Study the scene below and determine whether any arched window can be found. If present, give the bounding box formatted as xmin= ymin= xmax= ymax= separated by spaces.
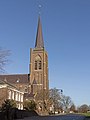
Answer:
xmin=35 ymin=61 xmax=37 ymax=70
xmin=39 ymin=61 xmax=42 ymax=69
xmin=34 ymin=55 xmax=42 ymax=70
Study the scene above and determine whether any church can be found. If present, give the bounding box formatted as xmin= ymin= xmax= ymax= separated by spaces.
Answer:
xmin=0 ymin=16 xmax=49 ymax=108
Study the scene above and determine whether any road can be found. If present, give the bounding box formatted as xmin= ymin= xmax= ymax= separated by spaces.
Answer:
xmin=16 ymin=114 xmax=89 ymax=120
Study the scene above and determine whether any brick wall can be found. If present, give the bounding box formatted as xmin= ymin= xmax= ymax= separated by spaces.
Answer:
xmin=0 ymin=87 xmax=7 ymax=107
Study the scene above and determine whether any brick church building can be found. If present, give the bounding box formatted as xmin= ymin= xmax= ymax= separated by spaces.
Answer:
xmin=0 ymin=16 xmax=49 ymax=108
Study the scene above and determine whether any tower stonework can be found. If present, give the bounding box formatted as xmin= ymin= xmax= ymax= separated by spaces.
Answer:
xmin=29 ymin=17 xmax=49 ymax=95
xmin=0 ymin=16 xmax=49 ymax=106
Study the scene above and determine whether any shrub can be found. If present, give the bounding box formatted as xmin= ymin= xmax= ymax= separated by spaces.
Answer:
xmin=24 ymin=100 xmax=36 ymax=111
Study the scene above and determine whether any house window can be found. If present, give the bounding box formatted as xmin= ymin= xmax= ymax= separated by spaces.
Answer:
xmin=8 ymin=90 xmax=11 ymax=99
xmin=39 ymin=61 xmax=42 ymax=69
xmin=35 ymin=61 xmax=37 ymax=70
xmin=15 ymin=92 xmax=18 ymax=101
xmin=21 ymin=95 xmax=23 ymax=102
xmin=19 ymin=93 xmax=20 ymax=101
xmin=12 ymin=91 xmax=14 ymax=100
xmin=21 ymin=104 xmax=23 ymax=110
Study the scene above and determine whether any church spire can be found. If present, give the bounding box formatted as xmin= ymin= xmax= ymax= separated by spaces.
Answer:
xmin=35 ymin=16 xmax=44 ymax=48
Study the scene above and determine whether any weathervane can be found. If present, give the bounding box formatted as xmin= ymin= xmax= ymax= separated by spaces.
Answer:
xmin=38 ymin=4 xmax=42 ymax=15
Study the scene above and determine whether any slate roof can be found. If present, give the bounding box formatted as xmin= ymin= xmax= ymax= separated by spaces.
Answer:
xmin=35 ymin=16 xmax=44 ymax=48
xmin=0 ymin=74 xmax=29 ymax=84
xmin=0 ymin=79 xmax=17 ymax=89
xmin=24 ymin=93 xmax=35 ymax=98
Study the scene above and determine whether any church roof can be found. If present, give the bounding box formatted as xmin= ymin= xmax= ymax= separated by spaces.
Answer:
xmin=35 ymin=16 xmax=44 ymax=48
xmin=0 ymin=74 xmax=29 ymax=84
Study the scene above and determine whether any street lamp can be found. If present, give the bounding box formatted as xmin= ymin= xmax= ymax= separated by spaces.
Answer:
xmin=59 ymin=89 xmax=63 ymax=95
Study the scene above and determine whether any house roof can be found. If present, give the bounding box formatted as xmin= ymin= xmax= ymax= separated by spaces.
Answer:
xmin=0 ymin=74 xmax=29 ymax=84
xmin=24 ymin=92 xmax=35 ymax=98
xmin=0 ymin=79 xmax=15 ymax=89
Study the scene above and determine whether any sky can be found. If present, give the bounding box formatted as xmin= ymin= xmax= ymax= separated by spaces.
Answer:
xmin=0 ymin=0 xmax=90 ymax=106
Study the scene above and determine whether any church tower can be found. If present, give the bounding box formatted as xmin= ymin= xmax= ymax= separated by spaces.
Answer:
xmin=29 ymin=16 xmax=49 ymax=95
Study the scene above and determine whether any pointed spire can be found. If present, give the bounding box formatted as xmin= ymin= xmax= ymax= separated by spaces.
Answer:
xmin=35 ymin=16 xmax=44 ymax=48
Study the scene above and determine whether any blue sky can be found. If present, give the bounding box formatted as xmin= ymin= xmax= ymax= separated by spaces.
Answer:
xmin=0 ymin=0 xmax=90 ymax=106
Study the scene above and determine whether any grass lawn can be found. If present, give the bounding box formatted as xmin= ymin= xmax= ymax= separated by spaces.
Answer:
xmin=80 ymin=113 xmax=90 ymax=116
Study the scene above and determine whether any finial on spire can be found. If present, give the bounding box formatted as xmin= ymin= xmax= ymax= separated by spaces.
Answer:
xmin=38 ymin=4 xmax=42 ymax=15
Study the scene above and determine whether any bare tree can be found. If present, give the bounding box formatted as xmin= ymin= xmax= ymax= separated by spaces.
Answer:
xmin=35 ymin=89 xmax=49 ymax=111
xmin=0 ymin=48 xmax=10 ymax=73
xmin=78 ymin=104 xmax=89 ymax=113
xmin=49 ymin=88 xmax=61 ymax=113
xmin=70 ymin=104 xmax=76 ymax=112
xmin=43 ymin=88 xmax=74 ymax=114
xmin=60 ymin=95 xmax=73 ymax=113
